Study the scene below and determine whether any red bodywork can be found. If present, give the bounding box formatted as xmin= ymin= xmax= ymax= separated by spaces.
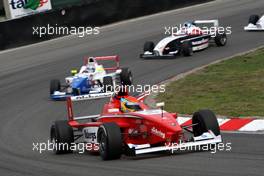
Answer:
xmin=67 ymin=92 xmax=183 ymax=146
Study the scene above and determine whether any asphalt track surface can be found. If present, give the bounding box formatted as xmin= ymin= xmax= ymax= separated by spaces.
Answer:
xmin=0 ymin=0 xmax=264 ymax=175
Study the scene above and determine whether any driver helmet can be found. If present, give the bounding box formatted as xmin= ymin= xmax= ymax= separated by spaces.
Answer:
xmin=86 ymin=57 xmax=96 ymax=73
xmin=120 ymin=97 xmax=141 ymax=112
xmin=86 ymin=64 xmax=95 ymax=73
xmin=183 ymin=21 xmax=195 ymax=28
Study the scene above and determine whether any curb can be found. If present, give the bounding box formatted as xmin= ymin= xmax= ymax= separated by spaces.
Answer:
xmin=140 ymin=94 xmax=264 ymax=132
xmin=177 ymin=116 xmax=264 ymax=132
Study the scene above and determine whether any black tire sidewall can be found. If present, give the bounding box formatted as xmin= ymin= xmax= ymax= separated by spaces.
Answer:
xmin=51 ymin=120 xmax=74 ymax=154
xmin=50 ymin=79 xmax=61 ymax=95
xmin=181 ymin=41 xmax=193 ymax=56
xmin=192 ymin=109 xmax=220 ymax=137
xmin=144 ymin=41 xmax=155 ymax=52
xmin=103 ymin=76 xmax=114 ymax=92
xmin=249 ymin=14 xmax=260 ymax=25
xmin=97 ymin=122 xmax=122 ymax=160
xmin=120 ymin=68 xmax=132 ymax=86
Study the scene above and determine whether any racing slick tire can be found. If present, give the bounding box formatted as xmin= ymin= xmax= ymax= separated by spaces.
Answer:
xmin=181 ymin=41 xmax=193 ymax=56
xmin=192 ymin=109 xmax=220 ymax=137
xmin=215 ymin=32 xmax=227 ymax=46
xmin=97 ymin=122 xmax=123 ymax=160
xmin=50 ymin=79 xmax=61 ymax=95
xmin=103 ymin=76 xmax=114 ymax=92
xmin=72 ymin=88 xmax=80 ymax=96
xmin=50 ymin=120 xmax=74 ymax=154
xmin=248 ymin=14 xmax=260 ymax=25
xmin=143 ymin=41 xmax=155 ymax=52
xmin=120 ymin=68 xmax=133 ymax=86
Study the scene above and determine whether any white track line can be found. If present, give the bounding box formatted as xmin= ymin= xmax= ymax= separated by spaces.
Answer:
xmin=177 ymin=116 xmax=264 ymax=134
xmin=239 ymin=120 xmax=264 ymax=132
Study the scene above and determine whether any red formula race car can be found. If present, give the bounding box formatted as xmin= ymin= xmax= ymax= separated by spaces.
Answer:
xmin=50 ymin=91 xmax=222 ymax=160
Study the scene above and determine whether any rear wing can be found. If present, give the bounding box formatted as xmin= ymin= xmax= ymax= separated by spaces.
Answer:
xmin=84 ymin=55 xmax=120 ymax=71
xmin=193 ymin=20 xmax=219 ymax=27
xmin=193 ymin=20 xmax=220 ymax=36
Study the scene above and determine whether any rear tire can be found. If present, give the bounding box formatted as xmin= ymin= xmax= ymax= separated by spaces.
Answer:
xmin=181 ymin=41 xmax=193 ymax=56
xmin=103 ymin=76 xmax=113 ymax=92
xmin=192 ymin=109 xmax=220 ymax=137
xmin=248 ymin=15 xmax=260 ymax=25
xmin=120 ymin=68 xmax=133 ymax=86
xmin=144 ymin=41 xmax=155 ymax=52
xmin=50 ymin=120 xmax=74 ymax=154
xmin=72 ymin=88 xmax=80 ymax=96
xmin=97 ymin=122 xmax=123 ymax=160
xmin=215 ymin=32 xmax=227 ymax=46
xmin=50 ymin=79 xmax=61 ymax=95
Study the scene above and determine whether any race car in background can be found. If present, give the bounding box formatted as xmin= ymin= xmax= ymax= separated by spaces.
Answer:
xmin=50 ymin=90 xmax=222 ymax=160
xmin=50 ymin=56 xmax=132 ymax=100
xmin=244 ymin=14 xmax=264 ymax=31
xmin=140 ymin=20 xmax=227 ymax=59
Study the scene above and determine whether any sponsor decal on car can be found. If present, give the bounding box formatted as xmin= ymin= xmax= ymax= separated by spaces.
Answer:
xmin=84 ymin=131 xmax=96 ymax=141
xmin=83 ymin=127 xmax=98 ymax=143
xmin=72 ymin=92 xmax=113 ymax=101
xmin=151 ymin=127 xmax=165 ymax=139
xmin=192 ymin=38 xmax=209 ymax=45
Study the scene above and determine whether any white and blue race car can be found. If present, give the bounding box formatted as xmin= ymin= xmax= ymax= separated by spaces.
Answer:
xmin=244 ymin=14 xmax=264 ymax=31
xmin=50 ymin=56 xmax=132 ymax=101
xmin=140 ymin=20 xmax=227 ymax=59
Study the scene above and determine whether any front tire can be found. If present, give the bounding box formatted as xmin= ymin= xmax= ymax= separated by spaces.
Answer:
xmin=192 ymin=109 xmax=220 ymax=137
xmin=248 ymin=14 xmax=260 ymax=25
xmin=97 ymin=122 xmax=123 ymax=160
xmin=181 ymin=41 xmax=193 ymax=56
xmin=50 ymin=79 xmax=61 ymax=95
xmin=50 ymin=120 xmax=74 ymax=154
xmin=144 ymin=41 xmax=155 ymax=52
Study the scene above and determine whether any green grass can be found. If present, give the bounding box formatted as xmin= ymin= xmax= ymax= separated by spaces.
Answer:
xmin=157 ymin=48 xmax=264 ymax=117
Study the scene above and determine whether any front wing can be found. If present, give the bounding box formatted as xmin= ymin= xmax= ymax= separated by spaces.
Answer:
xmin=244 ymin=24 xmax=264 ymax=31
xmin=128 ymin=131 xmax=222 ymax=155
xmin=140 ymin=53 xmax=178 ymax=59
xmin=51 ymin=91 xmax=113 ymax=101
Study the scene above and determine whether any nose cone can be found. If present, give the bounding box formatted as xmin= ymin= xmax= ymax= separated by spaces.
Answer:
xmin=133 ymin=110 xmax=182 ymax=132
xmin=71 ymin=77 xmax=87 ymax=89
xmin=159 ymin=113 xmax=182 ymax=132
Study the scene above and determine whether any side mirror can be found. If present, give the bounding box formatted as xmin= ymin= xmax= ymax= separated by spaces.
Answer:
xmin=156 ymin=102 xmax=165 ymax=117
xmin=156 ymin=102 xmax=165 ymax=108
xmin=71 ymin=69 xmax=78 ymax=76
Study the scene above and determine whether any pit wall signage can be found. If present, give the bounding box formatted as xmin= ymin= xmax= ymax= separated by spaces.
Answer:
xmin=5 ymin=0 xmax=52 ymax=19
